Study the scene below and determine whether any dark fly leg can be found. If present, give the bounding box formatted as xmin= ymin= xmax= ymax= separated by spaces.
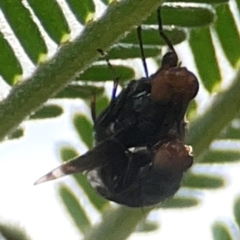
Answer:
xmin=90 ymin=92 xmax=96 ymax=123
xmin=157 ymin=7 xmax=175 ymax=53
xmin=137 ymin=26 xmax=149 ymax=78
xmin=88 ymin=48 xmax=118 ymax=123
xmin=97 ymin=49 xmax=119 ymax=101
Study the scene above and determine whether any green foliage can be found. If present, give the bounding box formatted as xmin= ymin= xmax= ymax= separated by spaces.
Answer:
xmin=199 ymin=150 xmax=240 ymax=163
xmin=73 ymin=114 xmax=93 ymax=149
xmin=59 ymin=185 xmax=92 ymax=234
xmin=182 ymin=174 xmax=225 ymax=189
xmin=121 ymin=27 xmax=187 ymax=45
xmin=161 ymin=197 xmax=199 ymax=208
xmin=55 ymin=85 xmax=104 ymax=99
xmin=7 ymin=127 xmax=24 ymax=139
xmin=0 ymin=222 xmax=31 ymax=240
xmin=95 ymin=96 xmax=109 ymax=116
xmin=189 ymin=27 xmax=221 ymax=91
xmin=212 ymin=223 xmax=233 ymax=240
xmin=30 ymin=104 xmax=63 ymax=119
xmin=77 ymin=65 xmax=135 ymax=82
xmin=59 ymin=146 xmax=79 ymax=161
xmin=26 ymin=0 xmax=71 ymax=43
xmin=145 ymin=4 xmax=215 ymax=27
xmin=135 ymin=219 xmax=159 ymax=232
xmin=214 ymin=4 xmax=240 ymax=67
xmin=66 ymin=0 xmax=95 ymax=24
xmin=0 ymin=0 xmax=47 ymax=64
xmin=0 ymin=32 xmax=22 ymax=85
xmin=233 ymin=197 xmax=240 ymax=227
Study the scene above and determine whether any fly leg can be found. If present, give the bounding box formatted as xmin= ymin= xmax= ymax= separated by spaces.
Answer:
xmin=137 ymin=26 xmax=149 ymax=78
xmin=90 ymin=92 xmax=96 ymax=123
xmin=97 ymin=48 xmax=119 ymax=101
xmin=156 ymin=7 xmax=178 ymax=69
xmin=91 ymin=49 xmax=119 ymax=123
xmin=157 ymin=7 xmax=175 ymax=53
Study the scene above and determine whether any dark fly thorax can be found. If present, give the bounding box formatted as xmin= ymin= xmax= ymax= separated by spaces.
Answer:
xmin=135 ymin=100 xmax=185 ymax=146
xmin=109 ymin=92 xmax=189 ymax=149
xmin=94 ymin=67 xmax=194 ymax=149
xmin=94 ymin=78 xmax=151 ymax=144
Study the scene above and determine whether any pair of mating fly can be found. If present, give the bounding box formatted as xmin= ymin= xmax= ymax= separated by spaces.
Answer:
xmin=35 ymin=8 xmax=199 ymax=207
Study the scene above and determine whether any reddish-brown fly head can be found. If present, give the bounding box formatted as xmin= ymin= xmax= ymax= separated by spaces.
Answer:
xmin=153 ymin=140 xmax=193 ymax=175
xmin=150 ymin=65 xmax=199 ymax=104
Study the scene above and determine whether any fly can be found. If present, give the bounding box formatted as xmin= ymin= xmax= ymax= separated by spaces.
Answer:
xmin=35 ymin=7 xmax=199 ymax=207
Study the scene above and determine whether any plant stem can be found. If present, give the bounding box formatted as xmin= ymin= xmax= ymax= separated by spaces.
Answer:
xmin=186 ymin=67 xmax=240 ymax=156
xmin=85 ymin=206 xmax=149 ymax=240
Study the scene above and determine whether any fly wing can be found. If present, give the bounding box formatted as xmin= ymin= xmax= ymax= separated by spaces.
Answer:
xmin=34 ymin=154 xmax=89 ymax=185
xmin=34 ymin=139 xmax=128 ymax=185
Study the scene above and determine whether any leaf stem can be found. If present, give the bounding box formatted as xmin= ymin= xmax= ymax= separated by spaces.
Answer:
xmin=85 ymin=206 xmax=149 ymax=240
xmin=186 ymin=67 xmax=240 ymax=156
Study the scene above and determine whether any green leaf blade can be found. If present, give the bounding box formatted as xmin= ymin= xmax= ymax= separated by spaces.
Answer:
xmin=0 ymin=222 xmax=31 ymax=240
xmin=145 ymin=5 xmax=215 ymax=27
xmin=214 ymin=3 xmax=240 ymax=67
xmin=8 ymin=128 xmax=24 ymax=140
xmin=73 ymin=114 xmax=93 ymax=149
xmin=100 ymin=0 xmax=111 ymax=5
xmin=30 ymin=104 xmax=63 ymax=119
xmin=60 ymin=146 xmax=79 ymax=161
xmin=108 ymin=45 xmax=161 ymax=60
xmin=0 ymin=1 xmax=47 ymax=63
xmin=58 ymin=185 xmax=91 ymax=235
xmin=182 ymin=174 xmax=225 ymax=189
xmin=135 ymin=219 xmax=159 ymax=233
xmin=233 ymin=197 xmax=240 ymax=227
xmin=161 ymin=197 xmax=199 ymax=208
xmin=200 ymin=150 xmax=240 ymax=163
xmin=0 ymin=33 xmax=23 ymax=85
xmin=73 ymin=174 xmax=109 ymax=212
xmin=121 ymin=28 xmax=187 ymax=46
xmin=55 ymin=85 xmax=104 ymax=99
xmin=78 ymin=65 xmax=135 ymax=83
xmin=27 ymin=0 xmax=71 ymax=44
xmin=95 ymin=96 xmax=109 ymax=116
xmin=212 ymin=222 xmax=233 ymax=240
xmin=219 ymin=121 xmax=240 ymax=139
xmin=189 ymin=27 xmax=221 ymax=91
xmin=166 ymin=0 xmax=228 ymax=3
xmin=236 ymin=0 xmax=240 ymax=12
xmin=66 ymin=0 xmax=95 ymax=24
